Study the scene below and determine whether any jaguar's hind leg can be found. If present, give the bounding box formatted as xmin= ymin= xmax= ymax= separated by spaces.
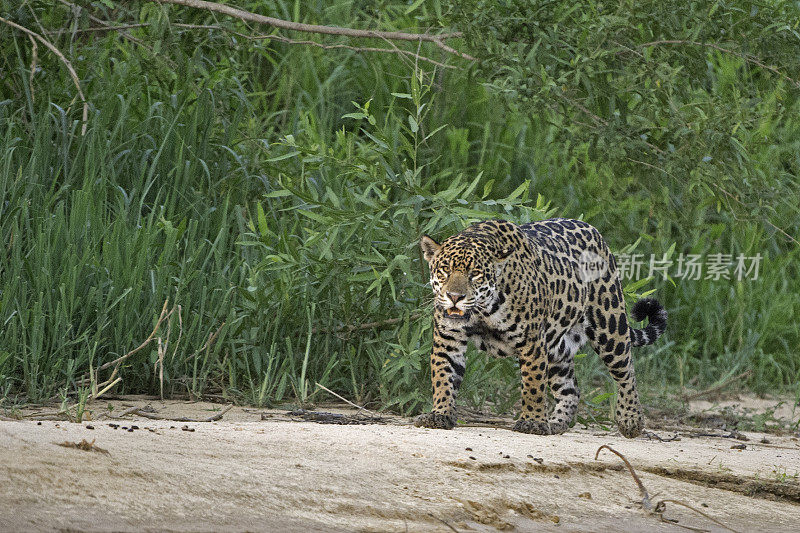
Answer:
xmin=586 ymin=303 xmax=644 ymax=439
xmin=546 ymin=325 xmax=585 ymax=434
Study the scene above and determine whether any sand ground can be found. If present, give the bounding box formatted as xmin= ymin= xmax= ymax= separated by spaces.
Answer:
xmin=1 ymin=397 xmax=799 ymax=532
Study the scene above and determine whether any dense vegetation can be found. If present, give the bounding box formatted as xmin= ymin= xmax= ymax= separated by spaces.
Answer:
xmin=1 ymin=1 xmax=798 ymax=417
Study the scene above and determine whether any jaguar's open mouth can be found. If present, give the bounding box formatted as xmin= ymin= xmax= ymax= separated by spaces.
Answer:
xmin=446 ymin=308 xmax=468 ymax=319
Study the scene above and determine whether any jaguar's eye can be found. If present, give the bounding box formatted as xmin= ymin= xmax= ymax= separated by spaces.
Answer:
xmin=471 ymin=272 xmax=483 ymax=281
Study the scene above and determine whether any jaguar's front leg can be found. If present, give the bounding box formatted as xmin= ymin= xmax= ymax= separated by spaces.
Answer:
xmin=414 ymin=322 xmax=467 ymax=430
xmin=512 ymin=338 xmax=551 ymax=435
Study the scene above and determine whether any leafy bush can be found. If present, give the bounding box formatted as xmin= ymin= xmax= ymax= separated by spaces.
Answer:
xmin=0 ymin=1 xmax=798 ymax=413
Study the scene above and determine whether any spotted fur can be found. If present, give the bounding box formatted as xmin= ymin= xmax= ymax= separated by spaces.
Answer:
xmin=414 ymin=219 xmax=667 ymax=438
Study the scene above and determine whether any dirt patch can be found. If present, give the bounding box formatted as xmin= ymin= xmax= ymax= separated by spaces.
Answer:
xmin=2 ymin=399 xmax=800 ymax=532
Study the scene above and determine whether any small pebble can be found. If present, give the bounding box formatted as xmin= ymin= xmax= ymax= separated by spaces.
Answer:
xmin=181 ymin=425 xmax=195 ymax=432
xmin=469 ymin=456 xmax=476 ymax=460
xmin=86 ymin=425 xmax=95 ymax=430
xmin=37 ymin=422 xmax=42 ymax=426
xmin=465 ymin=447 xmax=473 ymax=451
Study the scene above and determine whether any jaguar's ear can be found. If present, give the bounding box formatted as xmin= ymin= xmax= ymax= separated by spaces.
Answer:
xmin=420 ymin=235 xmax=440 ymax=264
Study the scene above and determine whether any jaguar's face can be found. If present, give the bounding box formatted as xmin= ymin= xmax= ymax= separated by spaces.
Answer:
xmin=421 ymin=235 xmax=503 ymax=320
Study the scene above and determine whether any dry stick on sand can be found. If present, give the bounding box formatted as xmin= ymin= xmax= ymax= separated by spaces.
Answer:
xmin=314 ymin=382 xmax=381 ymax=418
xmin=150 ymin=0 xmax=474 ymax=60
xmin=0 ymin=16 xmax=88 ymax=135
xmin=123 ymin=404 xmax=233 ymax=422
xmin=595 ymin=445 xmax=741 ymax=533
xmin=96 ymin=405 xmax=143 ymax=421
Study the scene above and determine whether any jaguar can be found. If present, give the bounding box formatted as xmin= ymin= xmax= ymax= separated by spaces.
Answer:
xmin=413 ymin=218 xmax=667 ymax=438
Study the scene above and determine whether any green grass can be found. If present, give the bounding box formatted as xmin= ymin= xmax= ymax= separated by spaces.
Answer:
xmin=0 ymin=1 xmax=798 ymax=416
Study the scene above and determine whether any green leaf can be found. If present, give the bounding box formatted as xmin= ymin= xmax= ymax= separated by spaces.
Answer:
xmin=266 ymin=151 xmax=300 ymax=162
xmin=404 ymin=0 xmax=426 ymax=14
xmin=264 ymin=190 xmax=294 ymax=198
xmin=408 ymin=115 xmax=419 ymax=133
xmin=257 ymin=203 xmax=268 ymax=237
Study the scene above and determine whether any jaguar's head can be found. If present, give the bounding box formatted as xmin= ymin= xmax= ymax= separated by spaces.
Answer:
xmin=420 ymin=227 xmax=514 ymax=320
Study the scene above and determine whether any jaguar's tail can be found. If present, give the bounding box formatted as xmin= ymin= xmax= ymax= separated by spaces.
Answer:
xmin=630 ymin=298 xmax=667 ymax=347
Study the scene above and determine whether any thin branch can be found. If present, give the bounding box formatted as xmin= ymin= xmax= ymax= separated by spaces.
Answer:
xmin=45 ymin=23 xmax=151 ymax=35
xmin=122 ymin=404 xmax=232 ymax=422
xmin=183 ymin=23 xmax=457 ymax=69
xmin=428 ymin=513 xmax=460 ymax=533
xmin=657 ymin=500 xmax=740 ymax=533
xmin=557 ymin=92 xmax=666 ymax=155
xmin=185 ymin=321 xmax=225 ymax=362
xmin=637 ymin=40 xmax=799 ymax=88
xmin=314 ymin=382 xmax=379 ymax=417
xmin=681 ymin=369 xmax=752 ymax=402
xmin=0 ymin=15 xmax=88 ymax=135
xmin=56 ymin=0 xmax=149 ymax=49
xmin=596 ymin=444 xmax=654 ymax=511
xmin=95 ymin=405 xmax=142 ymax=421
xmin=150 ymin=0 xmax=475 ymax=60
xmin=95 ymin=300 xmax=172 ymax=374
xmin=596 ymin=445 xmax=741 ymax=533
xmin=713 ymin=183 xmax=800 ymax=247
xmin=312 ymin=313 xmax=423 ymax=334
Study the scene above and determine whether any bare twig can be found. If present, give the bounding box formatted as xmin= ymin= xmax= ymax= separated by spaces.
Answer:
xmin=556 ymin=92 xmax=665 ymax=156
xmin=428 ymin=513 xmax=460 ymax=533
xmin=657 ymin=500 xmax=740 ymax=533
xmin=181 ymin=23 xmax=457 ymax=69
xmin=595 ymin=445 xmax=741 ymax=533
xmin=637 ymin=40 xmax=799 ymax=88
xmin=185 ymin=321 xmax=225 ymax=362
xmin=56 ymin=0 xmax=150 ymax=49
xmin=0 ymin=16 xmax=88 ymax=135
xmin=95 ymin=405 xmax=143 ymax=421
xmin=95 ymin=300 xmax=172 ymax=374
xmin=681 ymin=369 xmax=752 ymax=402
xmin=46 ymin=23 xmax=151 ymax=35
xmin=150 ymin=0 xmax=474 ymax=60
xmin=642 ymin=430 xmax=680 ymax=442
xmin=314 ymin=382 xmax=379 ymax=417
xmin=595 ymin=444 xmax=654 ymax=511
xmin=121 ymin=404 xmax=232 ymax=422
xmin=313 ymin=313 xmax=423 ymax=334
xmin=713 ymin=183 xmax=800 ymax=247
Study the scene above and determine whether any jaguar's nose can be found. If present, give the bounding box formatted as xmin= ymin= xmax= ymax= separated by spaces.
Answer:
xmin=446 ymin=292 xmax=465 ymax=305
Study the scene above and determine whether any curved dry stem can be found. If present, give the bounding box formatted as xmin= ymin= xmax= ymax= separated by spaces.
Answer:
xmin=151 ymin=0 xmax=475 ymax=60
xmin=0 ymin=16 xmax=88 ymax=135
